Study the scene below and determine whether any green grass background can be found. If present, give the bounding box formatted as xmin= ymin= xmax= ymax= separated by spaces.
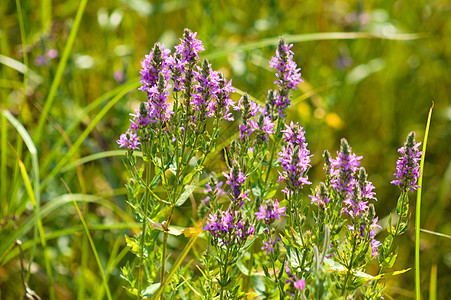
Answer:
xmin=0 ymin=0 xmax=450 ymax=299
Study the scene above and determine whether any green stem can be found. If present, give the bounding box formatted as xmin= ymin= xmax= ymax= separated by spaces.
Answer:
xmin=264 ymin=117 xmax=283 ymax=186
xmin=138 ymin=157 xmax=151 ymax=299
xmin=342 ymin=233 xmax=357 ymax=297
xmin=416 ymin=104 xmax=432 ymax=299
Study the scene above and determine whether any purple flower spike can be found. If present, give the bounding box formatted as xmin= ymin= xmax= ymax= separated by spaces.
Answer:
xmin=223 ymin=162 xmax=247 ymax=201
xmin=391 ymin=132 xmax=422 ymax=192
xmin=207 ymin=72 xmax=235 ymax=121
xmin=277 ymin=122 xmax=312 ymax=194
xmin=330 ymin=139 xmax=362 ymax=197
xmin=309 ymin=182 xmax=331 ymax=208
xmin=139 ymin=43 xmax=171 ymax=95
xmin=117 ymin=130 xmax=140 ymax=150
xmin=175 ymin=28 xmax=204 ymax=64
xmin=255 ymin=199 xmax=286 ymax=226
xmin=269 ymin=38 xmax=303 ymax=115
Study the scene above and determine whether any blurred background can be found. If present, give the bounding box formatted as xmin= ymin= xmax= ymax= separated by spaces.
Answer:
xmin=0 ymin=0 xmax=450 ymax=299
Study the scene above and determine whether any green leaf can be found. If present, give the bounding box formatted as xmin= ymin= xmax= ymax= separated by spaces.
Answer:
xmin=182 ymin=172 xmax=194 ymax=186
xmin=264 ymin=187 xmax=277 ymax=199
xmin=175 ymin=173 xmax=199 ymax=206
xmin=141 ymin=283 xmax=161 ymax=297
xmin=380 ymin=251 xmax=398 ymax=269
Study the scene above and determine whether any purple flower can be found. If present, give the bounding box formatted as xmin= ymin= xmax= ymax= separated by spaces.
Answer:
xmin=147 ymin=73 xmax=173 ymax=123
xmin=203 ymin=209 xmax=254 ymax=245
xmin=202 ymin=180 xmax=225 ymax=204
xmin=114 ymin=70 xmax=125 ymax=83
xmin=261 ymin=237 xmax=276 ymax=255
xmin=282 ymin=121 xmax=306 ymax=146
xmin=207 ymin=72 xmax=235 ymax=121
xmin=129 ymin=102 xmax=150 ymax=130
xmin=329 ymin=139 xmax=362 ymax=197
xmin=309 ymin=182 xmax=331 ymax=208
xmin=277 ymin=122 xmax=311 ymax=194
xmin=251 ymin=115 xmax=275 ymax=143
xmin=35 ymin=55 xmax=48 ymax=66
xmin=47 ymin=49 xmax=58 ymax=59
xmin=255 ymin=199 xmax=286 ymax=226
xmin=391 ymin=132 xmax=422 ymax=192
xmin=269 ymin=38 xmax=303 ymax=115
xmin=117 ymin=130 xmax=140 ymax=150
xmin=168 ymin=53 xmax=184 ymax=92
xmin=294 ymin=279 xmax=305 ymax=291
xmin=175 ymin=28 xmax=204 ymax=64
xmin=192 ymin=59 xmax=219 ymax=118
xmin=342 ymin=168 xmax=377 ymax=219
xmin=270 ymin=39 xmax=302 ymax=89
xmin=223 ymin=162 xmax=247 ymax=201
xmin=139 ymin=43 xmax=171 ymax=95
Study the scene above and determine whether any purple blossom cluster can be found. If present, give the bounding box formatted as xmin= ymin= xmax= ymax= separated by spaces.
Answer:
xmin=269 ymin=38 xmax=303 ymax=115
xmin=204 ymin=158 xmax=256 ymax=248
xmin=117 ymin=29 xmax=235 ymax=150
xmin=285 ymin=263 xmax=305 ymax=292
xmin=309 ymin=182 xmax=331 ymax=208
xmin=391 ymin=132 xmax=422 ymax=192
xmin=222 ymin=162 xmax=249 ymax=207
xmin=255 ymin=199 xmax=286 ymax=226
xmin=202 ymin=179 xmax=225 ymax=204
xmin=277 ymin=122 xmax=312 ymax=194
xmin=117 ymin=131 xmax=140 ymax=150
xmin=174 ymin=29 xmax=204 ymax=64
xmin=203 ymin=209 xmax=255 ymax=246
xmin=139 ymin=43 xmax=171 ymax=95
xmin=322 ymin=139 xmax=381 ymax=256
xmin=234 ymin=94 xmax=275 ymax=142
xmin=329 ymin=139 xmax=362 ymax=197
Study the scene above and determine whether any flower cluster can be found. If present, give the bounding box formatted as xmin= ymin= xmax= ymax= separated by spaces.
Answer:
xmin=329 ymin=139 xmax=362 ymax=197
xmin=234 ymin=93 xmax=275 ymax=142
xmin=285 ymin=263 xmax=305 ymax=291
xmin=174 ymin=29 xmax=204 ymax=64
xmin=202 ymin=177 xmax=225 ymax=205
xmin=117 ymin=29 xmax=235 ymax=150
xmin=278 ymin=121 xmax=312 ymax=194
xmin=255 ymin=199 xmax=286 ymax=226
xmin=309 ymin=182 xmax=331 ymax=208
xmin=319 ymin=139 xmax=381 ymax=256
xmin=269 ymin=38 xmax=303 ymax=115
xmin=222 ymin=161 xmax=248 ymax=204
xmin=117 ymin=131 xmax=140 ymax=150
xmin=391 ymin=132 xmax=422 ymax=192
xmin=203 ymin=209 xmax=254 ymax=246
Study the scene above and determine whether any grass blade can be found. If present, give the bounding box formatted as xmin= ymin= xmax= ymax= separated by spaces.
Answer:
xmin=429 ymin=264 xmax=437 ymax=300
xmin=1 ymin=113 xmax=7 ymax=216
xmin=415 ymin=102 xmax=433 ymax=299
xmin=40 ymin=77 xmax=140 ymax=175
xmin=42 ymin=79 xmax=140 ymax=186
xmin=62 ymin=180 xmax=113 ymax=300
xmin=10 ymin=148 xmax=55 ymax=299
xmin=205 ymin=32 xmax=424 ymax=60
xmin=34 ymin=0 xmax=89 ymax=144
xmin=152 ymin=225 xmax=203 ymax=299
xmin=0 ymin=193 xmax=131 ymax=262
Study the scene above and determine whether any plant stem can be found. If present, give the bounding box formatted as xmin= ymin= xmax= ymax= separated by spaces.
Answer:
xmin=138 ymin=157 xmax=151 ymax=299
xmin=264 ymin=117 xmax=283 ymax=186
xmin=342 ymin=233 xmax=357 ymax=297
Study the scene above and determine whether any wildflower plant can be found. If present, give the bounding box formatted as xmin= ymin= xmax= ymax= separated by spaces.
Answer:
xmin=117 ymin=29 xmax=422 ymax=299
